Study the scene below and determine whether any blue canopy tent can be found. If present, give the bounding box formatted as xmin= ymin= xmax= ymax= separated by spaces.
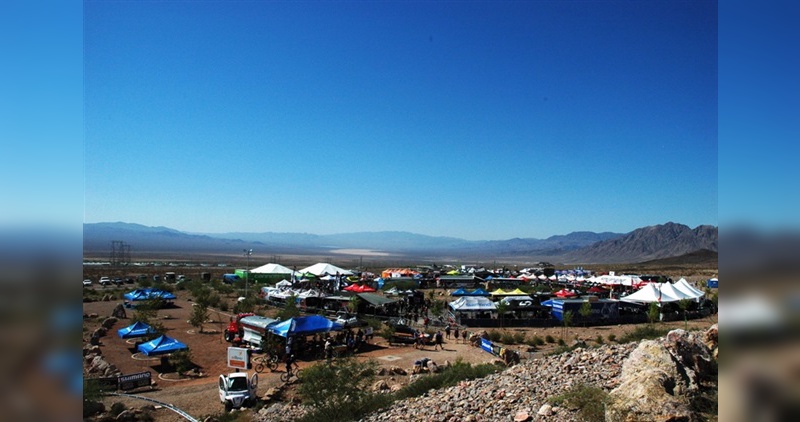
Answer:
xmin=450 ymin=288 xmax=469 ymax=296
xmin=117 ymin=321 xmax=156 ymax=339
xmin=124 ymin=288 xmax=177 ymax=301
xmin=137 ymin=335 xmax=188 ymax=356
xmin=268 ymin=315 xmax=344 ymax=338
xmin=468 ymin=288 xmax=491 ymax=297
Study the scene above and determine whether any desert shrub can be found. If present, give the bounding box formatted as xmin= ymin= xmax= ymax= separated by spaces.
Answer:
xmin=379 ymin=324 xmax=395 ymax=340
xmin=168 ymin=349 xmax=195 ymax=374
xmin=545 ymin=334 xmax=555 ymax=343
xmin=607 ymin=334 xmax=617 ymax=343
xmin=557 ymin=338 xmax=566 ymax=346
xmin=487 ymin=330 xmax=502 ymax=342
xmin=362 ymin=316 xmax=382 ymax=331
xmin=595 ymin=335 xmax=604 ymax=344
xmin=500 ymin=331 xmax=516 ymax=344
xmin=297 ymin=358 xmax=381 ymax=421
xmin=548 ymin=383 xmax=608 ymax=422
xmin=513 ymin=331 xmax=526 ymax=344
xmin=218 ymin=300 xmax=229 ymax=312
xmin=109 ymin=402 xmax=126 ymax=417
xmin=619 ymin=325 xmax=669 ymax=343
xmin=527 ymin=335 xmax=545 ymax=346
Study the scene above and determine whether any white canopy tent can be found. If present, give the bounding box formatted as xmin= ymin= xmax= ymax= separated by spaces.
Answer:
xmin=675 ymin=278 xmax=705 ymax=298
xmin=250 ymin=263 xmax=294 ymax=274
xmin=594 ymin=274 xmax=643 ymax=287
xmin=299 ymin=262 xmax=354 ymax=277
xmin=448 ymin=296 xmax=497 ymax=311
xmin=275 ymin=280 xmax=292 ymax=288
xmin=620 ymin=283 xmax=680 ymax=303
xmin=658 ymin=282 xmax=697 ymax=301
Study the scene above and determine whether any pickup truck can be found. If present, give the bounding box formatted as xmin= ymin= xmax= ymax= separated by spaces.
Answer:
xmin=218 ymin=372 xmax=258 ymax=411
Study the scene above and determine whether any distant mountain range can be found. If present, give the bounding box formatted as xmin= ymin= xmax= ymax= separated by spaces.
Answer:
xmin=83 ymin=221 xmax=717 ymax=265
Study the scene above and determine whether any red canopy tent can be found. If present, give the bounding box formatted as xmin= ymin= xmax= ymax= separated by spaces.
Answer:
xmin=554 ymin=289 xmax=578 ymax=298
xmin=344 ymin=284 xmax=376 ymax=293
xmin=586 ymin=286 xmax=609 ymax=294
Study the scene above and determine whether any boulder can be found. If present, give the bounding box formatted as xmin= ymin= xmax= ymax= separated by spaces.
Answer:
xmin=606 ymin=335 xmax=714 ymax=422
xmin=536 ymin=404 xmax=552 ymax=416
xmin=390 ymin=366 xmax=407 ymax=376
xmin=373 ymin=380 xmax=389 ymax=392
xmin=606 ymin=369 xmax=694 ymax=421
xmin=102 ymin=317 xmax=118 ymax=329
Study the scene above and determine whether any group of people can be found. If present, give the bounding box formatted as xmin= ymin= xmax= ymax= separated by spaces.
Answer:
xmin=444 ymin=325 xmax=470 ymax=344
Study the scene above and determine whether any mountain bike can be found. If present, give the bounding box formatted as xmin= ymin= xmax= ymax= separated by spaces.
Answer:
xmin=253 ymin=353 xmax=279 ymax=373
xmin=280 ymin=361 xmax=301 ymax=383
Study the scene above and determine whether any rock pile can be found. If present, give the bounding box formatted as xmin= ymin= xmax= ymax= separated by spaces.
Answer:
xmin=360 ymin=342 xmax=638 ymax=422
xmin=251 ymin=326 xmax=717 ymax=422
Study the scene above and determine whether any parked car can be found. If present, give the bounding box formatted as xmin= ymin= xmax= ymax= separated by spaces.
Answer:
xmin=113 ymin=277 xmax=124 ymax=286
xmin=99 ymin=276 xmax=111 ymax=286
xmin=334 ymin=311 xmax=361 ymax=328
xmin=219 ymin=372 xmax=258 ymax=411
xmin=83 ymin=279 xmax=93 ymax=287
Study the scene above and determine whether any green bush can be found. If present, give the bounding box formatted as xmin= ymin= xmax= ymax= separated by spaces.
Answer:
xmin=545 ymin=334 xmax=555 ymax=344
xmin=548 ymin=383 xmax=608 ymax=422
xmin=557 ymin=338 xmax=566 ymax=346
xmin=500 ymin=331 xmax=516 ymax=344
xmin=168 ymin=349 xmax=195 ymax=374
xmin=607 ymin=334 xmax=616 ymax=343
xmin=595 ymin=335 xmax=604 ymax=344
xmin=619 ymin=326 xmax=669 ymax=343
xmin=513 ymin=332 xmax=526 ymax=344
xmin=487 ymin=330 xmax=502 ymax=342
xmin=526 ymin=335 xmax=545 ymax=346
xmin=297 ymin=358 xmax=381 ymax=421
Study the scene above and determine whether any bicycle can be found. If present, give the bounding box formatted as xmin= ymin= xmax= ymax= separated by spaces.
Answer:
xmin=253 ymin=353 xmax=279 ymax=373
xmin=280 ymin=361 xmax=301 ymax=383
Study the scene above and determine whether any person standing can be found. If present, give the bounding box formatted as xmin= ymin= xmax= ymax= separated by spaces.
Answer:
xmin=454 ymin=327 xmax=460 ymax=344
xmin=434 ymin=330 xmax=443 ymax=350
xmin=445 ymin=325 xmax=451 ymax=340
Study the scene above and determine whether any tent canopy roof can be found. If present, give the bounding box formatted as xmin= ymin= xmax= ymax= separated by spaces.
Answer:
xmin=299 ymin=263 xmax=354 ymax=276
xmin=250 ymin=263 xmax=294 ymax=274
xmin=136 ymin=335 xmax=187 ymax=356
xmin=268 ymin=315 xmax=344 ymax=338
xmin=357 ymin=292 xmax=399 ymax=307
xmin=449 ymin=296 xmax=497 ymax=311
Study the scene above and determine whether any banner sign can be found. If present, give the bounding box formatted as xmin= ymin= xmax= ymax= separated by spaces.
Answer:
xmin=118 ymin=371 xmax=151 ymax=391
xmin=480 ymin=338 xmax=493 ymax=354
xmin=227 ymin=346 xmax=250 ymax=370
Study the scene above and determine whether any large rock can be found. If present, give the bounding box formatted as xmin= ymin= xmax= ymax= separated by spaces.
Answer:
xmin=606 ymin=369 xmax=695 ymax=421
xmin=606 ymin=331 xmax=717 ymax=422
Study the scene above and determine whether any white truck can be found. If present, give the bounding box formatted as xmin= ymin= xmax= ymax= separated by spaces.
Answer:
xmin=218 ymin=372 xmax=258 ymax=411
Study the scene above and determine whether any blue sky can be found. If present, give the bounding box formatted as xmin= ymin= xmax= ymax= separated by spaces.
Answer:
xmin=83 ymin=1 xmax=718 ymax=240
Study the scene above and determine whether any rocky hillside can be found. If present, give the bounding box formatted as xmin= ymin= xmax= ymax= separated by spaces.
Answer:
xmin=253 ymin=325 xmax=718 ymax=422
xmin=561 ymin=222 xmax=718 ymax=264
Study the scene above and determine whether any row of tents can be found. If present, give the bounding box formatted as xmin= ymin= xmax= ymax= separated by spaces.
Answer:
xmin=117 ymin=315 xmax=345 ymax=356
xmin=117 ymin=322 xmax=188 ymax=356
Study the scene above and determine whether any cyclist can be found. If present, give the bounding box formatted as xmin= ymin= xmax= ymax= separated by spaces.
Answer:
xmin=285 ymin=353 xmax=298 ymax=375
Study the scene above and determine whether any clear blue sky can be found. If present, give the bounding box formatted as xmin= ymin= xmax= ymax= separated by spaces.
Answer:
xmin=83 ymin=1 xmax=718 ymax=240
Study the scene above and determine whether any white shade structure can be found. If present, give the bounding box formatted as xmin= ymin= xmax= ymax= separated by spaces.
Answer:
xmin=299 ymin=263 xmax=354 ymax=276
xmin=675 ymin=278 xmax=705 ymax=298
xmin=250 ymin=263 xmax=294 ymax=274
xmin=621 ymin=283 xmax=680 ymax=303
xmin=658 ymin=282 xmax=697 ymax=301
